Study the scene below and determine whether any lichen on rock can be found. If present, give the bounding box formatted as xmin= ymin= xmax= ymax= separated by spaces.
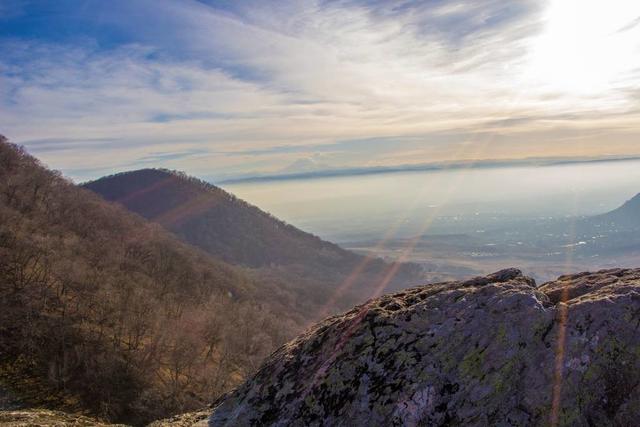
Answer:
xmin=210 ymin=268 xmax=640 ymax=426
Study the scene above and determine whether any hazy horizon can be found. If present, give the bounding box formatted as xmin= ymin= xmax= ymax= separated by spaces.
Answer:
xmin=2 ymin=0 xmax=640 ymax=181
xmin=214 ymin=153 xmax=640 ymax=184
xmin=223 ymin=158 xmax=640 ymax=242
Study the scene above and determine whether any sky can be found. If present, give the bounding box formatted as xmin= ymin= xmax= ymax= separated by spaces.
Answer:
xmin=1 ymin=0 xmax=640 ymax=181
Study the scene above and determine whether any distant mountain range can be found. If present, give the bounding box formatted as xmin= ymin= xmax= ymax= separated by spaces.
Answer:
xmin=218 ymin=155 xmax=640 ymax=184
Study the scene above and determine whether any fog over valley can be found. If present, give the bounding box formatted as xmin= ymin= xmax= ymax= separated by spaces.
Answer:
xmin=224 ymin=159 xmax=640 ymax=282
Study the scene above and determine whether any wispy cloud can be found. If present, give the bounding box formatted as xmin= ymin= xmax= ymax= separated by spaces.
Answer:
xmin=1 ymin=0 xmax=639 ymax=180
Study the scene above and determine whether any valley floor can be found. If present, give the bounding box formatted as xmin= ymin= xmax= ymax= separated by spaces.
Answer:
xmin=347 ymin=233 xmax=640 ymax=284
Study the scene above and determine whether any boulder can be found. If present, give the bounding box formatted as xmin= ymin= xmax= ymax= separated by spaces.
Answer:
xmin=211 ymin=268 xmax=640 ymax=426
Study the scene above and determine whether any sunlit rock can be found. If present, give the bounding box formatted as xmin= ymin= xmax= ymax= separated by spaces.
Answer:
xmin=211 ymin=268 xmax=640 ymax=426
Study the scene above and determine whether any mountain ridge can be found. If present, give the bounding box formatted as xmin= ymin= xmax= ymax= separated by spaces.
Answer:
xmin=83 ymin=168 xmax=423 ymax=312
xmin=83 ymin=168 xmax=352 ymax=268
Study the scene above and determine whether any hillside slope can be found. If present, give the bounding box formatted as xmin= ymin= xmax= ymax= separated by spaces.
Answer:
xmin=84 ymin=169 xmax=356 ymax=269
xmin=84 ymin=169 xmax=422 ymax=312
xmin=0 ymin=137 xmax=300 ymax=425
xmin=211 ymin=268 xmax=640 ymax=426
xmin=598 ymin=193 xmax=640 ymax=227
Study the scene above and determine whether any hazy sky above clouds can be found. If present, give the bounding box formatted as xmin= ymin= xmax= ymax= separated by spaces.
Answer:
xmin=1 ymin=0 xmax=640 ymax=181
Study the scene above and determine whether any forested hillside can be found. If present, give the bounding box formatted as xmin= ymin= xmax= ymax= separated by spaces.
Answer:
xmin=0 ymin=136 xmax=300 ymax=425
xmin=84 ymin=169 xmax=423 ymax=312
xmin=85 ymin=169 xmax=355 ymax=268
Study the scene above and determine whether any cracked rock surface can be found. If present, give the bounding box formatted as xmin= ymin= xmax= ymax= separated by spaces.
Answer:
xmin=210 ymin=268 xmax=640 ymax=426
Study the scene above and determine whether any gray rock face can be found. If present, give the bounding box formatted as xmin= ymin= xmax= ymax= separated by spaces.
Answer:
xmin=210 ymin=268 xmax=640 ymax=426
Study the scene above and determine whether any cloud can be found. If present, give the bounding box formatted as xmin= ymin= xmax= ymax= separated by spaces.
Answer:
xmin=0 ymin=0 xmax=639 ymax=181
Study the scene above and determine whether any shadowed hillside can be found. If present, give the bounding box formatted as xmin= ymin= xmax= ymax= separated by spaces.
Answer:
xmin=84 ymin=169 xmax=423 ymax=312
xmin=0 ymin=137 xmax=302 ymax=425
xmin=597 ymin=193 xmax=640 ymax=228
xmin=84 ymin=169 xmax=356 ymax=268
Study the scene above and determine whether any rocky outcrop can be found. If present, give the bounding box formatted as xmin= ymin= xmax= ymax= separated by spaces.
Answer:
xmin=210 ymin=268 xmax=640 ymax=426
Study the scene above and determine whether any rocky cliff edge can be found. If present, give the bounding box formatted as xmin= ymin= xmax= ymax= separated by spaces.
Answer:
xmin=211 ymin=268 xmax=640 ymax=426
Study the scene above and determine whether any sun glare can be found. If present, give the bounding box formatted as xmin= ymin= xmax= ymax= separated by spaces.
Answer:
xmin=529 ymin=0 xmax=640 ymax=96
